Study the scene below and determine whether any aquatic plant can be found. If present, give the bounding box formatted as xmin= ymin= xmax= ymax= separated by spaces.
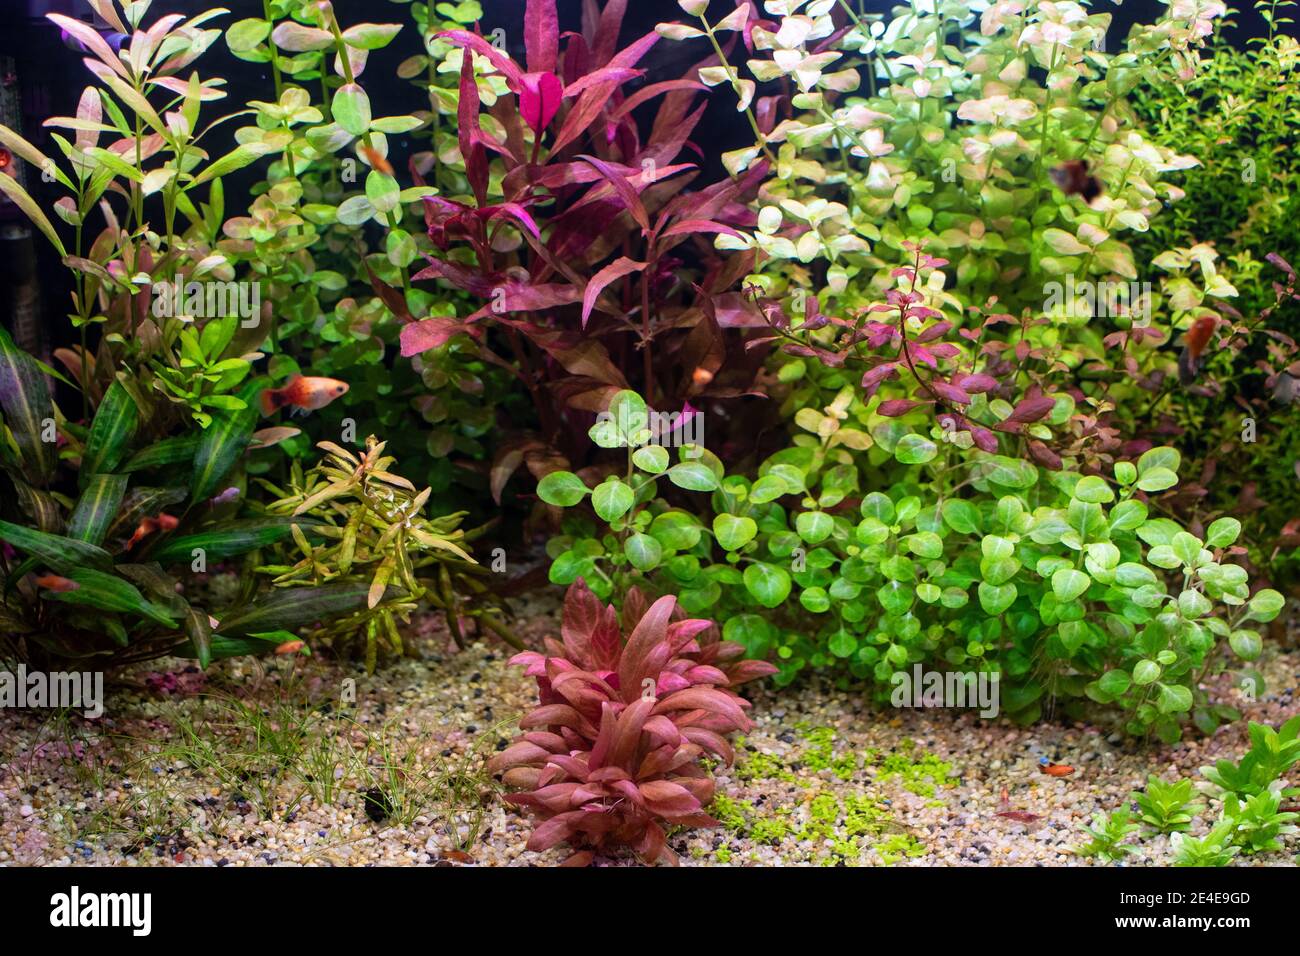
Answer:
xmin=254 ymin=436 xmax=518 ymax=669
xmin=489 ymin=578 xmax=776 ymax=865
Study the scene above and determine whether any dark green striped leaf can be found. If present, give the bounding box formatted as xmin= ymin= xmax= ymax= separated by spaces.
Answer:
xmin=191 ymin=378 xmax=264 ymax=502
xmin=0 ymin=519 xmax=113 ymax=573
xmin=185 ymin=607 xmax=213 ymax=668
xmin=12 ymin=479 xmax=64 ymax=534
xmin=80 ymin=379 xmax=138 ymax=486
xmin=68 ymin=473 xmax=128 ymax=545
xmin=217 ymin=582 xmax=393 ymax=636
xmin=123 ymin=435 xmax=200 ymax=473
xmin=151 ymin=517 xmax=324 ymax=565
xmin=44 ymin=567 xmax=178 ymax=627
xmin=0 ymin=325 xmax=56 ymax=484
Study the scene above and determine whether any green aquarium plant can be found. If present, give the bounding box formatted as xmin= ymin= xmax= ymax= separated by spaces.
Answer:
xmin=254 ymin=436 xmax=518 ymax=670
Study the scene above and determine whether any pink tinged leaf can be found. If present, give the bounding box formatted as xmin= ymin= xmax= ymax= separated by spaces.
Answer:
xmin=561 ymin=577 xmax=605 ymax=665
xmin=483 ymin=202 xmax=542 ymax=241
xmin=519 ymin=71 xmax=564 ymax=133
xmin=957 ymin=373 xmax=999 ymax=393
xmin=878 ymin=398 xmax=929 ymax=417
xmin=520 ymin=703 xmax=588 ymax=732
xmin=437 ymin=30 xmax=524 ymax=87
xmin=666 ymin=618 xmax=713 ymax=648
xmin=651 ymin=687 xmax=749 ymax=728
xmin=524 ymin=0 xmax=560 ymax=74
xmin=656 ymin=673 xmax=692 ymax=696
xmin=399 ymin=317 xmax=467 ymax=357
xmin=642 ymin=716 xmax=683 ymax=749
xmin=1008 ymin=396 xmax=1056 ymax=423
xmin=609 ymin=698 xmax=655 ymax=769
xmin=502 ymin=767 xmax=542 ymax=789
xmin=488 ymin=740 xmax=553 ymax=772
xmin=861 ymin=363 xmax=899 ymax=395
xmin=565 ymin=66 xmax=644 ymax=99
xmin=457 ymin=48 xmax=489 ymax=205
xmin=930 ymin=380 xmax=972 ymax=405
xmin=725 ymin=660 xmax=779 ymax=685
xmin=914 ymin=320 xmax=953 ymax=343
xmin=970 ymin=425 xmax=999 ymax=453
xmin=526 ymin=811 xmax=586 ymax=851
xmin=683 ymin=665 xmax=729 ymax=686
xmin=639 ymin=780 xmax=703 ymax=819
xmin=680 ymin=727 xmax=735 ymax=765
xmin=588 ymin=702 xmax=620 ymax=770
xmin=576 ymin=155 xmax=650 ymax=233
xmin=617 ymin=595 xmax=677 ymax=700
xmin=586 ymin=765 xmax=631 ymax=784
xmin=592 ymin=0 xmax=628 ymax=66
xmin=608 ymin=79 xmax=707 ymax=122
xmin=523 ymin=731 xmax=567 ymax=752
xmin=582 ymin=257 xmax=645 ymax=328
xmin=659 ymin=219 xmax=744 ymax=241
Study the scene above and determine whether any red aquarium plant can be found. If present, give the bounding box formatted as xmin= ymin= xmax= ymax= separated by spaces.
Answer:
xmin=393 ymin=0 xmax=773 ymax=483
xmin=489 ymin=578 xmax=776 ymax=865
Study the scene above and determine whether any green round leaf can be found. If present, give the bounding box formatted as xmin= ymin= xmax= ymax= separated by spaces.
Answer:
xmin=591 ymin=479 xmax=634 ymax=522
xmin=895 ymin=433 xmax=938 ymax=465
xmin=668 ymin=462 xmax=719 ymax=492
xmin=1073 ymin=475 xmax=1114 ymax=503
xmin=632 ymin=445 xmax=669 ymax=474
xmin=1051 ymin=568 xmax=1091 ymax=603
xmin=713 ymin=513 xmax=758 ymax=551
xmin=536 ymin=471 xmax=588 ymax=507
xmin=795 ymin=510 xmax=833 ymax=544
xmin=743 ymin=562 xmax=792 ymax=608
xmin=624 ymin=533 xmax=663 ymax=571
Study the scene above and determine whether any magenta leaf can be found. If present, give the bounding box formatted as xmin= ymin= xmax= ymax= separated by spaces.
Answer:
xmin=520 ymin=71 xmax=564 ymax=133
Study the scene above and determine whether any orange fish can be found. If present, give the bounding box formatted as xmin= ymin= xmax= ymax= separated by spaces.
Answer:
xmin=362 ymin=145 xmax=394 ymax=177
xmin=260 ymin=375 xmax=349 ymax=416
xmin=126 ymin=513 xmax=180 ymax=550
xmin=996 ymin=786 xmax=1042 ymax=822
xmin=1178 ymin=315 xmax=1217 ymax=385
xmin=1038 ymin=758 xmax=1075 ymax=777
xmin=275 ymin=639 xmax=305 ymax=655
xmin=34 ymin=574 xmax=79 ymax=593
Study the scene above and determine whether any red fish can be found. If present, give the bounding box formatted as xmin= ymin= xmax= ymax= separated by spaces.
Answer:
xmin=34 ymin=574 xmax=79 ymax=593
xmin=275 ymin=639 xmax=305 ymax=656
xmin=126 ymin=513 xmax=179 ymax=550
xmin=1177 ymin=315 xmax=1218 ymax=384
xmin=1039 ymin=758 xmax=1075 ymax=777
xmin=0 ymin=147 xmax=12 ymax=172
xmin=996 ymin=786 xmax=1042 ymax=823
xmin=362 ymin=145 xmax=394 ymax=177
xmin=1049 ymin=159 xmax=1102 ymax=204
xmin=260 ymin=375 xmax=349 ymax=416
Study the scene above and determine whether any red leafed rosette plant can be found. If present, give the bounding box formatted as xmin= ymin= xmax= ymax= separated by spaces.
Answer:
xmin=489 ymin=579 xmax=776 ymax=866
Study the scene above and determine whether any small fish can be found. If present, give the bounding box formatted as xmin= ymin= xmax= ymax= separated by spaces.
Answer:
xmin=34 ymin=574 xmax=79 ymax=593
xmin=0 ymin=147 xmax=11 ymax=172
xmin=260 ymin=375 xmax=349 ymax=416
xmin=209 ymin=487 xmax=241 ymax=508
xmin=126 ymin=513 xmax=180 ymax=550
xmin=997 ymin=809 xmax=1043 ymax=823
xmin=362 ymin=145 xmax=394 ymax=177
xmin=1038 ymin=757 xmax=1075 ymax=777
xmin=1049 ymin=159 xmax=1102 ymax=204
xmin=250 ymin=426 xmax=302 ymax=448
xmin=1177 ymin=315 xmax=1217 ymax=385
xmin=441 ymin=849 xmax=475 ymax=864
xmin=275 ymin=639 xmax=305 ymax=656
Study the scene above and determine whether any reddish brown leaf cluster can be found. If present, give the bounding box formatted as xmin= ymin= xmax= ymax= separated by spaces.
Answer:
xmin=489 ymin=579 xmax=777 ymax=865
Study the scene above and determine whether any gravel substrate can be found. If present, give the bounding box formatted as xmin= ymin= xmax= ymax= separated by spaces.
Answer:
xmin=2 ymin=601 xmax=1297 ymax=867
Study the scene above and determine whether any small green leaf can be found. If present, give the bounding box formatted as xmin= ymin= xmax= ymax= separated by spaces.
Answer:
xmin=591 ymin=478 xmax=634 ymax=522
xmin=668 ymin=462 xmax=719 ymax=492
xmin=713 ymin=513 xmax=758 ymax=551
xmin=1051 ymin=568 xmax=1091 ymax=602
xmin=536 ymin=471 xmax=588 ymax=507
xmin=624 ymin=533 xmax=663 ymax=571
xmin=332 ymin=83 xmax=372 ymax=137
xmin=632 ymin=445 xmax=669 ymax=474
xmin=743 ymin=562 xmax=791 ymax=608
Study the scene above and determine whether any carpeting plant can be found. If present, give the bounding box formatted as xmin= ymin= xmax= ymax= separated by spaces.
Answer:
xmin=489 ymin=578 xmax=776 ymax=865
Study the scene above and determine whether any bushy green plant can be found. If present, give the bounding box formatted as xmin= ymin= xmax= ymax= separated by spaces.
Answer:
xmin=1132 ymin=774 xmax=1204 ymax=833
xmin=1170 ymin=819 xmax=1241 ymax=867
xmin=537 ymin=385 xmax=1280 ymax=739
xmin=1199 ymin=715 xmax=1300 ymax=800
xmin=1076 ymin=808 xmax=1140 ymax=862
xmin=1220 ymin=790 xmax=1299 ymax=854
xmin=254 ymin=436 xmax=517 ymax=669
